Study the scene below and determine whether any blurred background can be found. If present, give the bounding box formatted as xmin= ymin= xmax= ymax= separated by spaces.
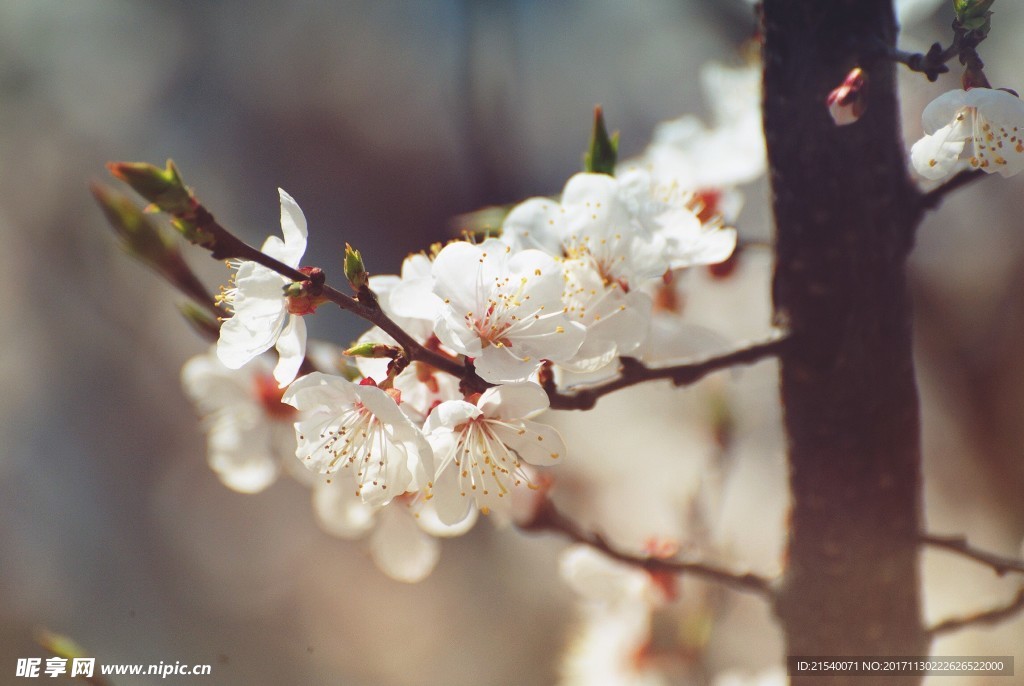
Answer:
xmin=1 ymin=0 xmax=1024 ymax=683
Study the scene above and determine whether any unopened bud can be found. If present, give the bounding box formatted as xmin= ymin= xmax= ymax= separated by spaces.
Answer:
xmin=35 ymin=630 xmax=88 ymax=662
xmin=583 ymin=105 xmax=619 ymax=175
xmin=344 ymin=243 xmax=368 ymax=290
xmin=955 ymin=0 xmax=994 ymax=33
xmin=93 ymin=183 xmax=215 ymax=304
xmin=344 ymin=341 xmax=400 ymax=358
xmin=954 ymin=0 xmax=995 ymax=22
xmin=107 ymin=160 xmax=192 ymax=215
xmin=91 ymin=183 xmax=175 ymax=266
xmin=826 ymin=68 xmax=868 ymax=126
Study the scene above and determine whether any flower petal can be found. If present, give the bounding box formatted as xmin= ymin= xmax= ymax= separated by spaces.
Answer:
xmin=477 ymin=382 xmax=550 ymax=421
xmin=369 ymin=506 xmax=441 ymax=583
xmin=313 ymin=478 xmax=377 ymax=539
xmin=261 ymin=188 xmax=308 ymax=267
xmin=273 ymin=315 xmax=306 ymax=387
xmin=491 ymin=418 xmax=566 ymax=466
xmin=910 ymin=122 xmax=968 ymax=180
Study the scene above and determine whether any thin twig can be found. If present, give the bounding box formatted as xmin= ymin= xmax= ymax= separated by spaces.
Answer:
xmin=520 ymin=499 xmax=775 ymax=598
xmin=548 ymin=333 xmax=789 ymax=410
xmin=918 ymin=169 xmax=986 ymax=213
xmin=184 ymin=202 xmax=482 ymax=388
xmin=928 ymin=586 xmax=1024 ymax=636
xmin=883 ymin=41 xmax=958 ymax=82
xmin=921 ymin=533 xmax=1024 ymax=577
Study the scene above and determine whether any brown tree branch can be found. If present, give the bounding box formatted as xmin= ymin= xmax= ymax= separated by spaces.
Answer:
xmin=520 ymin=499 xmax=775 ymax=598
xmin=928 ymin=586 xmax=1024 ymax=636
xmin=547 ymin=334 xmax=789 ymax=411
xmin=141 ymin=194 xmax=484 ymax=389
xmin=921 ymin=533 xmax=1024 ymax=577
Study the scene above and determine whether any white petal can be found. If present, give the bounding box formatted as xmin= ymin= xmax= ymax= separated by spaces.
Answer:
xmin=560 ymin=544 xmax=654 ymax=604
xmin=313 ymin=479 xmax=376 ymax=539
xmin=433 ymin=307 xmax=483 ymax=358
xmin=273 ymin=315 xmax=306 ymax=387
xmin=473 ymin=347 xmax=540 ymax=384
xmin=921 ymin=90 xmax=969 ymax=134
xmin=388 ymin=279 xmax=443 ymax=321
xmin=910 ymin=123 xmax=968 ymax=180
xmin=491 ymin=418 xmax=566 ymax=466
xmin=501 ymin=197 xmax=565 ymax=255
xmin=964 ymin=88 xmax=1024 ymax=124
xmin=181 ymin=352 xmax=254 ymax=413
xmin=216 ymin=308 xmax=284 ymax=369
xmin=477 ymin=382 xmax=550 ymax=421
xmin=207 ymin=419 xmax=280 ymax=493
xmin=282 ymin=371 xmax=356 ymax=412
xmin=261 ymin=188 xmax=308 ymax=267
xmin=423 ymin=400 xmax=481 ymax=434
xmin=431 ymin=240 xmax=483 ymax=309
xmin=428 ymin=460 xmax=475 ymax=525
xmin=370 ymin=506 xmax=441 ymax=583
xmin=415 ymin=498 xmax=479 ymax=537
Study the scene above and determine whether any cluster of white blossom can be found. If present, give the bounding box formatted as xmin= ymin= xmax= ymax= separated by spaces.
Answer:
xmin=181 ymin=150 xmax=737 ymax=577
xmin=172 ymin=51 xmax=772 ymax=596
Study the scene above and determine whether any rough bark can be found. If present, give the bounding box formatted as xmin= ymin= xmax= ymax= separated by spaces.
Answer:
xmin=762 ymin=2 xmax=928 ymax=683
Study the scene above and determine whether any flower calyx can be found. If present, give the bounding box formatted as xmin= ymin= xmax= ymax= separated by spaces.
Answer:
xmin=282 ymin=266 xmax=328 ymax=315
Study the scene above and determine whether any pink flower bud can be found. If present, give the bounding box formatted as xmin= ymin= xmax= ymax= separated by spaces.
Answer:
xmin=826 ymin=68 xmax=867 ymax=126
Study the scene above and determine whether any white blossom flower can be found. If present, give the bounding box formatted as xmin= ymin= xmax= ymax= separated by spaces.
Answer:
xmin=216 ymin=188 xmax=310 ymax=387
xmin=502 ymin=172 xmax=733 ymax=372
xmin=559 ymin=546 xmax=669 ymax=686
xmin=911 ymin=87 xmax=1024 ymax=180
xmin=282 ymin=372 xmax=433 ymax=507
xmin=313 ymin=481 xmax=476 ymax=583
xmin=625 ymin=60 xmax=765 ymax=195
xmin=424 ymin=382 xmax=565 ymax=524
xmin=503 ymin=172 xmax=669 ymax=280
xmin=431 ymin=238 xmax=585 ymax=383
xmin=181 ymin=349 xmax=299 ymax=493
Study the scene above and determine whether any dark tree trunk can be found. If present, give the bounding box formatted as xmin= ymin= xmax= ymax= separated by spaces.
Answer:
xmin=762 ymin=1 xmax=928 ymax=683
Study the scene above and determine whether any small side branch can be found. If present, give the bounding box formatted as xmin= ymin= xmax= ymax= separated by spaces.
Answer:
xmin=883 ymin=42 xmax=957 ymax=82
xmin=548 ymin=333 xmax=788 ymax=410
xmin=921 ymin=533 xmax=1024 ymax=577
xmin=928 ymin=587 xmax=1024 ymax=637
xmin=918 ymin=169 xmax=985 ymax=213
xmin=172 ymin=200 xmax=482 ymax=388
xmin=520 ymin=500 xmax=775 ymax=598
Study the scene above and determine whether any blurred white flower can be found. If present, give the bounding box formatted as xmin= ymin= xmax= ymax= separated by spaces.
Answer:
xmin=560 ymin=545 xmax=667 ymax=608
xmin=313 ymin=481 xmax=476 ymax=583
xmin=181 ymin=349 xmax=299 ymax=493
xmin=216 ymin=188 xmax=309 ymax=387
xmin=559 ymin=546 xmax=669 ymax=686
xmin=282 ymin=372 xmax=433 ymax=507
xmin=424 ymin=382 xmax=564 ymax=524
xmin=911 ymin=87 xmax=1024 ymax=180
xmin=502 ymin=171 xmax=732 ymax=372
xmin=625 ymin=60 xmax=765 ymax=195
xmin=431 ymin=239 xmax=585 ymax=383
